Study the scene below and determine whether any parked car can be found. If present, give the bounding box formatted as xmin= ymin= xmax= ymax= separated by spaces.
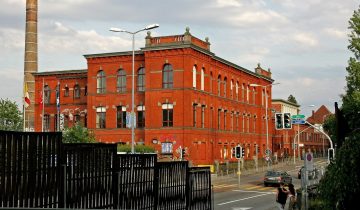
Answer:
xmin=263 ymin=170 xmax=292 ymax=186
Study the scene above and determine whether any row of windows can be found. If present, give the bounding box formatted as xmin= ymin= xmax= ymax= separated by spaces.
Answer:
xmin=95 ymin=103 xmax=266 ymax=133
xmin=192 ymin=65 xmax=268 ymax=106
xmin=96 ymin=65 xmax=173 ymax=94
xmin=96 ymin=64 xmax=268 ymax=107
xmin=43 ymin=114 xmax=87 ymax=131
xmin=43 ymin=84 xmax=87 ymax=104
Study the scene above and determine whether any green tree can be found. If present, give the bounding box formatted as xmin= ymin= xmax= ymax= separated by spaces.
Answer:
xmin=315 ymin=6 xmax=360 ymax=209
xmin=287 ymin=94 xmax=298 ymax=104
xmin=342 ymin=6 xmax=360 ymax=131
xmin=62 ymin=123 xmax=96 ymax=143
xmin=0 ymin=98 xmax=23 ymax=131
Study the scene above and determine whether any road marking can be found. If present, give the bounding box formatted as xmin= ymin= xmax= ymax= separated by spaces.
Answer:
xmin=232 ymin=207 xmax=252 ymax=210
xmin=233 ymin=189 xmax=276 ymax=194
xmin=218 ymin=193 xmax=272 ymax=205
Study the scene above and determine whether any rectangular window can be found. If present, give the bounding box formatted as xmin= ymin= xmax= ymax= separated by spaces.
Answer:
xmin=116 ymin=106 xmax=126 ymax=128
xmin=44 ymin=114 xmax=50 ymax=132
xmin=201 ymin=105 xmax=205 ymax=128
xmin=161 ymin=142 xmax=173 ymax=154
xmin=193 ymin=104 xmax=197 ymax=127
xmin=231 ymin=112 xmax=234 ymax=131
xmin=235 ymin=113 xmax=239 ymax=131
xmin=137 ymin=105 xmax=145 ymax=128
xmin=96 ymin=107 xmax=106 ymax=128
xmin=224 ymin=110 xmax=227 ymax=130
xmin=210 ymin=107 xmax=213 ymax=130
xmin=162 ymin=103 xmax=173 ymax=127
xmin=253 ymin=117 xmax=256 ymax=133
xmin=242 ymin=114 xmax=245 ymax=133
xmin=218 ymin=109 xmax=221 ymax=130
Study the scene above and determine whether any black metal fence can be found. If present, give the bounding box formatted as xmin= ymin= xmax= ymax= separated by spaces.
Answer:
xmin=0 ymin=131 xmax=212 ymax=209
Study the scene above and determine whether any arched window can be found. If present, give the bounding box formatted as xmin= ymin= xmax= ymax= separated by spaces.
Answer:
xmin=64 ymin=86 xmax=69 ymax=97
xmin=117 ymin=69 xmax=126 ymax=93
xmin=192 ymin=65 xmax=197 ymax=88
xmin=162 ymin=64 xmax=173 ymax=88
xmin=246 ymin=85 xmax=250 ymax=102
xmin=97 ymin=70 xmax=106 ymax=94
xmin=242 ymin=83 xmax=245 ymax=102
xmin=137 ymin=67 xmax=145 ymax=91
xmin=230 ymin=80 xmax=233 ymax=99
xmin=44 ymin=85 xmax=51 ymax=104
xmin=210 ymin=72 xmax=213 ymax=93
xmin=217 ymin=75 xmax=221 ymax=96
xmin=201 ymin=68 xmax=205 ymax=91
xmin=74 ymin=84 xmax=80 ymax=98
xmin=236 ymin=82 xmax=239 ymax=100
xmin=223 ymin=77 xmax=227 ymax=97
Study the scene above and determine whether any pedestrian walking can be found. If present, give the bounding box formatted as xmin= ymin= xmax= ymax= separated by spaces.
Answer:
xmin=287 ymin=183 xmax=297 ymax=210
xmin=276 ymin=183 xmax=288 ymax=209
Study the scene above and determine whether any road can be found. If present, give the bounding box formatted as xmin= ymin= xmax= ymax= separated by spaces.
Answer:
xmin=212 ymin=158 xmax=327 ymax=210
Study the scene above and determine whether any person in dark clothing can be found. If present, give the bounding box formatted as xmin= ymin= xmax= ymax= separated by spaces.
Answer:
xmin=288 ymin=183 xmax=297 ymax=210
xmin=276 ymin=183 xmax=288 ymax=209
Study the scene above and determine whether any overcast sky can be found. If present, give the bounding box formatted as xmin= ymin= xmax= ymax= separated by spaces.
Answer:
xmin=1 ymin=0 xmax=358 ymax=117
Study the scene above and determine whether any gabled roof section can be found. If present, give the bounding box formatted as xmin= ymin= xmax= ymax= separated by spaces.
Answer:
xmin=307 ymin=105 xmax=333 ymax=124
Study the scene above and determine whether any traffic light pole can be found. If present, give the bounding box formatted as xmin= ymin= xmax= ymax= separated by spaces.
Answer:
xmin=264 ymin=85 xmax=270 ymax=170
xmin=238 ymin=158 xmax=241 ymax=188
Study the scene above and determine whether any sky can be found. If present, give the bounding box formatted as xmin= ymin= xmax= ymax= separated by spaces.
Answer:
xmin=0 ymin=0 xmax=358 ymax=117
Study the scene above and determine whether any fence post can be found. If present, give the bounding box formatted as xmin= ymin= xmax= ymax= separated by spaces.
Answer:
xmin=154 ymin=161 xmax=159 ymax=209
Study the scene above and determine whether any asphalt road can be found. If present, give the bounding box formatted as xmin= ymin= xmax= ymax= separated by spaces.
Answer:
xmin=212 ymin=158 xmax=327 ymax=210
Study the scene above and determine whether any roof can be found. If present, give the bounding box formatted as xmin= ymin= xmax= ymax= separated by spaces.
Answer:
xmin=272 ymin=99 xmax=300 ymax=107
xmin=306 ymin=105 xmax=333 ymax=124
xmin=33 ymin=69 xmax=87 ymax=76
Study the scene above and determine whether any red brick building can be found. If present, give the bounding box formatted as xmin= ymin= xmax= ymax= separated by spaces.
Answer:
xmin=271 ymin=100 xmax=332 ymax=160
xmin=34 ymin=28 xmax=276 ymax=165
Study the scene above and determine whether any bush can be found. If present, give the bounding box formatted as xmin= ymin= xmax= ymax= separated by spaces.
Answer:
xmin=117 ymin=144 xmax=155 ymax=153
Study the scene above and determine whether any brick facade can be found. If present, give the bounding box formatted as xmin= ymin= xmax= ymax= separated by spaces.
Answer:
xmin=34 ymin=29 xmax=277 ymax=165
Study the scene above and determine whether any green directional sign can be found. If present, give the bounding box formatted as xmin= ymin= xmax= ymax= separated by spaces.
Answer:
xmin=291 ymin=114 xmax=305 ymax=119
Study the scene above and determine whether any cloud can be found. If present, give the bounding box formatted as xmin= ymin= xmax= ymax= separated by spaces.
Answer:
xmin=215 ymin=0 xmax=242 ymax=7
xmin=324 ymin=27 xmax=347 ymax=39
xmin=293 ymin=33 xmax=318 ymax=47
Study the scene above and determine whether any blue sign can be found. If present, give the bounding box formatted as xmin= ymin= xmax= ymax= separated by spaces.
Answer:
xmin=292 ymin=119 xmax=305 ymax=124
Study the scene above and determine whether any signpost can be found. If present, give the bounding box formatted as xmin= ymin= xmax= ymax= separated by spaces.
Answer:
xmin=291 ymin=114 xmax=306 ymax=124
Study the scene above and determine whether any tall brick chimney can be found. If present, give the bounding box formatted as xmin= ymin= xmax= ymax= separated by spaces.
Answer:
xmin=24 ymin=0 xmax=38 ymax=131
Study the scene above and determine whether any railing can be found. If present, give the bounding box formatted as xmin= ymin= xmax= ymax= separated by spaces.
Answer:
xmin=0 ymin=131 xmax=212 ymax=209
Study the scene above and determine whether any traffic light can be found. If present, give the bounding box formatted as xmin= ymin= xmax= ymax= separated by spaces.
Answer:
xmin=257 ymin=146 xmax=260 ymax=154
xmin=232 ymin=147 xmax=236 ymax=158
xmin=283 ymin=113 xmax=292 ymax=129
xmin=275 ymin=113 xmax=284 ymax=129
xmin=235 ymin=146 xmax=241 ymax=159
xmin=181 ymin=148 xmax=186 ymax=159
xmin=242 ymin=147 xmax=245 ymax=158
xmin=328 ymin=148 xmax=335 ymax=162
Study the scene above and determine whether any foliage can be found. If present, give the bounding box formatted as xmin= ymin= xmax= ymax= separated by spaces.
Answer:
xmin=287 ymin=94 xmax=298 ymax=104
xmin=0 ymin=98 xmax=23 ymax=131
xmin=117 ymin=144 xmax=155 ymax=153
xmin=322 ymin=114 xmax=337 ymax=144
xmin=62 ymin=123 xmax=96 ymax=143
xmin=317 ymin=134 xmax=360 ymax=209
xmin=316 ymin=6 xmax=360 ymax=209
xmin=342 ymin=6 xmax=360 ymax=131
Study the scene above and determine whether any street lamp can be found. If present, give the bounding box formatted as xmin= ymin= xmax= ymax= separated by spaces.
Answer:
xmin=110 ymin=24 xmax=159 ymax=154
xmin=250 ymin=82 xmax=279 ymax=169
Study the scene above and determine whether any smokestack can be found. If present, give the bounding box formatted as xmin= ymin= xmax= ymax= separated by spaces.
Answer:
xmin=24 ymin=0 xmax=38 ymax=131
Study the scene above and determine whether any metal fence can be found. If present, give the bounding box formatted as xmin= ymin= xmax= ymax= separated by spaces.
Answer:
xmin=0 ymin=131 xmax=62 ymax=208
xmin=0 ymin=131 xmax=212 ymax=209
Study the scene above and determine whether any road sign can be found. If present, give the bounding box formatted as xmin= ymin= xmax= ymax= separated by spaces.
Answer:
xmin=292 ymin=119 xmax=306 ymax=124
xmin=291 ymin=114 xmax=305 ymax=119
xmin=305 ymin=152 xmax=314 ymax=171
